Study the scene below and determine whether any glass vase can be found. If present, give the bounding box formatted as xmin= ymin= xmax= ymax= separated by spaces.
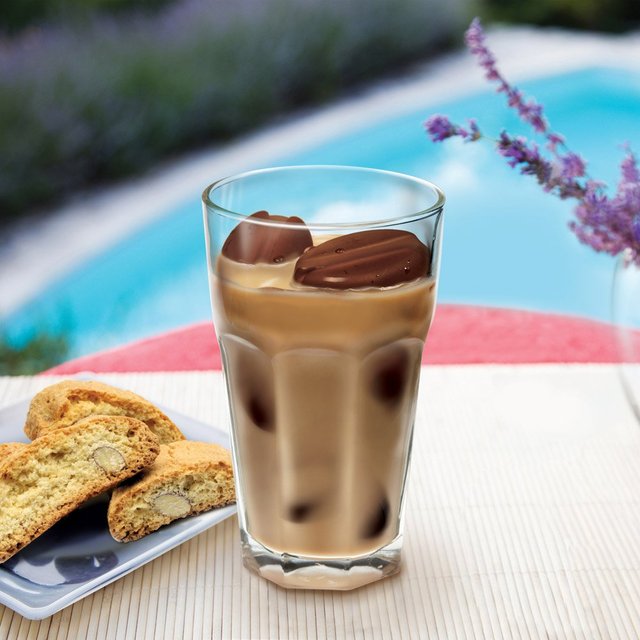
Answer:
xmin=612 ymin=250 xmax=640 ymax=421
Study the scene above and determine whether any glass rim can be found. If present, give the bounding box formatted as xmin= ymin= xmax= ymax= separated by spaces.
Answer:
xmin=202 ymin=165 xmax=445 ymax=230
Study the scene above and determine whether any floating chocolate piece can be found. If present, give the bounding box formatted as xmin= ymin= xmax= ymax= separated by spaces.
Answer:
xmin=231 ymin=339 xmax=276 ymax=432
xmin=294 ymin=229 xmax=429 ymax=289
xmin=372 ymin=348 xmax=409 ymax=405
xmin=222 ymin=210 xmax=313 ymax=265
xmin=361 ymin=497 xmax=390 ymax=539
xmin=247 ymin=394 xmax=273 ymax=432
xmin=286 ymin=501 xmax=318 ymax=523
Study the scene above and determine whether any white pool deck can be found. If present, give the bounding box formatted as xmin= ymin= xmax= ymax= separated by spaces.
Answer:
xmin=1 ymin=26 xmax=640 ymax=318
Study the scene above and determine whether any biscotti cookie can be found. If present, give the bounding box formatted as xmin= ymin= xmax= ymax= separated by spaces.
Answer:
xmin=0 ymin=443 xmax=27 ymax=473
xmin=108 ymin=440 xmax=235 ymax=542
xmin=25 ymin=380 xmax=185 ymax=444
xmin=0 ymin=442 xmax=27 ymax=459
xmin=0 ymin=415 xmax=160 ymax=563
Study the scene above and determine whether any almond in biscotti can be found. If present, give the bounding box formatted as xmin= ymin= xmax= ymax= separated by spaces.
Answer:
xmin=92 ymin=446 xmax=127 ymax=474
xmin=153 ymin=492 xmax=192 ymax=518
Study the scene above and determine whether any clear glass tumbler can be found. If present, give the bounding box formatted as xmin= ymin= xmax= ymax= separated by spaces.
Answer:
xmin=203 ymin=166 xmax=444 ymax=589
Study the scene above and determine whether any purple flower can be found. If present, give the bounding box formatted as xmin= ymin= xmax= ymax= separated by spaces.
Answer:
xmin=621 ymin=150 xmax=640 ymax=184
xmin=560 ymin=152 xmax=586 ymax=179
xmin=497 ymin=132 xmax=543 ymax=170
xmin=465 ymin=18 xmax=550 ymax=135
xmin=464 ymin=17 xmax=500 ymax=82
xmin=423 ymin=17 xmax=640 ymax=265
xmin=633 ymin=216 xmax=640 ymax=245
xmin=424 ymin=114 xmax=462 ymax=142
xmin=468 ymin=118 xmax=481 ymax=141
xmin=494 ymin=132 xmax=586 ymax=200
xmin=546 ymin=132 xmax=565 ymax=153
xmin=424 ymin=115 xmax=482 ymax=143
xmin=520 ymin=101 xmax=546 ymax=134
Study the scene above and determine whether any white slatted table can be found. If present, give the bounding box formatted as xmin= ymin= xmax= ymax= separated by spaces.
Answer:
xmin=0 ymin=366 xmax=639 ymax=639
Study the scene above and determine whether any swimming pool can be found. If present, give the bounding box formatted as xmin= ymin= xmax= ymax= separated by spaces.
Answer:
xmin=5 ymin=67 xmax=640 ymax=357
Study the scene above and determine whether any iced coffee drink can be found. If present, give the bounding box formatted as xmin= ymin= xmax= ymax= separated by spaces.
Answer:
xmin=204 ymin=167 xmax=444 ymax=590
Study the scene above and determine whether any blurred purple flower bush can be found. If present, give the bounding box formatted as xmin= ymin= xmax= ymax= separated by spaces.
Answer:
xmin=425 ymin=18 xmax=640 ymax=266
xmin=0 ymin=0 xmax=466 ymax=221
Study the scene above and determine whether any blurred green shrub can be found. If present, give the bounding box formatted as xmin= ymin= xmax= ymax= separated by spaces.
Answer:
xmin=484 ymin=0 xmax=640 ymax=31
xmin=0 ymin=0 xmax=467 ymax=222
xmin=0 ymin=333 xmax=69 ymax=375
xmin=0 ymin=0 xmax=172 ymax=35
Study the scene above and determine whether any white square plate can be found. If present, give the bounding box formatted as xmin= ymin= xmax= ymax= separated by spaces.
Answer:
xmin=0 ymin=394 xmax=236 ymax=620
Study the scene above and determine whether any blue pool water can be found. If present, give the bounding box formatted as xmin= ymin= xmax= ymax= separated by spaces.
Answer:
xmin=5 ymin=67 xmax=640 ymax=357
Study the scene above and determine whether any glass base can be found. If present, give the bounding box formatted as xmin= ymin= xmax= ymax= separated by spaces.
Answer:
xmin=240 ymin=531 xmax=403 ymax=590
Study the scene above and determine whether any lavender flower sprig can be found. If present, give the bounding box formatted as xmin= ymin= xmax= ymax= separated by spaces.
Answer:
xmin=424 ymin=18 xmax=640 ymax=266
xmin=464 ymin=18 xmax=549 ymax=136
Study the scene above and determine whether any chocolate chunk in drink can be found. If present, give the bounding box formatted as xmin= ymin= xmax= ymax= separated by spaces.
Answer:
xmin=294 ymin=229 xmax=429 ymax=289
xmin=222 ymin=210 xmax=313 ymax=265
xmin=286 ymin=501 xmax=318 ymax=523
xmin=247 ymin=394 xmax=273 ymax=432
xmin=362 ymin=497 xmax=390 ymax=539
xmin=372 ymin=348 xmax=409 ymax=405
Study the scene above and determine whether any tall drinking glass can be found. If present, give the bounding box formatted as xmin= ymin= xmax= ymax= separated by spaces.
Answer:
xmin=203 ymin=166 xmax=444 ymax=590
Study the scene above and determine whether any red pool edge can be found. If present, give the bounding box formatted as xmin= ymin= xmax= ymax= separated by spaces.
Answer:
xmin=44 ymin=304 xmax=635 ymax=375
